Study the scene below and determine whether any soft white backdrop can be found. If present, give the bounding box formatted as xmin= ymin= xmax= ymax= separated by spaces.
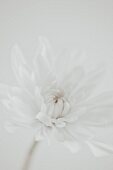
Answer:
xmin=0 ymin=0 xmax=113 ymax=170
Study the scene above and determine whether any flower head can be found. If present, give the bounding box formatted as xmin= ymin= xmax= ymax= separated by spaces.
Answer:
xmin=1 ymin=37 xmax=113 ymax=156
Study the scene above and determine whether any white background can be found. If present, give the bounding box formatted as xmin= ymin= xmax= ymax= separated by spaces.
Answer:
xmin=0 ymin=0 xmax=113 ymax=170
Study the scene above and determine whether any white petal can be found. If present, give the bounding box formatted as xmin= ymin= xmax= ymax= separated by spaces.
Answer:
xmin=86 ymin=140 xmax=113 ymax=157
xmin=53 ymin=99 xmax=63 ymax=118
xmin=53 ymin=127 xmax=66 ymax=142
xmin=1 ymin=85 xmax=39 ymax=121
xmin=62 ymin=66 xmax=84 ymax=96
xmin=11 ymin=96 xmax=37 ymax=119
xmin=34 ymin=86 xmax=44 ymax=110
xmin=77 ymin=92 xmax=113 ymax=126
xmin=4 ymin=118 xmax=35 ymax=133
xmin=55 ymin=50 xmax=85 ymax=82
xmin=65 ymin=123 xmax=94 ymax=142
xmin=35 ymin=124 xmax=52 ymax=141
xmin=53 ymin=118 xmax=66 ymax=128
xmin=53 ymin=127 xmax=81 ymax=153
xmin=38 ymin=37 xmax=54 ymax=65
xmin=84 ymin=91 xmax=113 ymax=106
xmin=36 ymin=111 xmax=52 ymax=127
xmin=70 ymin=68 xmax=104 ymax=104
xmin=33 ymin=37 xmax=56 ymax=88
xmin=11 ymin=86 xmax=38 ymax=111
xmin=63 ymin=140 xmax=81 ymax=153
xmin=11 ymin=45 xmax=36 ymax=93
xmin=36 ymin=103 xmax=52 ymax=127
xmin=62 ymin=101 xmax=71 ymax=116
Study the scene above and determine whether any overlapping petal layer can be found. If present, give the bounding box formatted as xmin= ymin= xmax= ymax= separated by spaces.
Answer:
xmin=0 ymin=37 xmax=113 ymax=157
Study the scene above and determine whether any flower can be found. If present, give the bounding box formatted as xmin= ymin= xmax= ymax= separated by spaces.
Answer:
xmin=1 ymin=37 xmax=113 ymax=156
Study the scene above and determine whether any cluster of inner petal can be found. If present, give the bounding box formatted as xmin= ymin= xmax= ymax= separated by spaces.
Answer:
xmin=36 ymin=88 xmax=71 ymax=128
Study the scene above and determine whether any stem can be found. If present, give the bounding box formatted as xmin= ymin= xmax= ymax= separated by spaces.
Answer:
xmin=22 ymin=140 xmax=38 ymax=170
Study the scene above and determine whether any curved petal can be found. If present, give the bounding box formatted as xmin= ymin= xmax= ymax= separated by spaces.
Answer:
xmin=77 ymin=92 xmax=113 ymax=127
xmin=53 ymin=127 xmax=81 ymax=153
xmin=0 ymin=85 xmax=39 ymax=120
xmin=70 ymin=68 xmax=104 ymax=105
xmin=36 ymin=103 xmax=52 ymax=127
xmin=4 ymin=118 xmax=38 ymax=133
xmin=63 ymin=140 xmax=81 ymax=153
xmin=55 ymin=50 xmax=86 ymax=83
xmin=35 ymin=124 xmax=52 ymax=142
xmin=33 ymin=37 xmax=56 ymax=88
xmin=62 ymin=101 xmax=71 ymax=116
xmin=11 ymin=45 xmax=36 ymax=94
xmin=86 ymin=140 xmax=113 ymax=157
xmin=65 ymin=123 xmax=94 ymax=142
xmin=36 ymin=111 xmax=52 ymax=127
xmin=61 ymin=66 xmax=85 ymax=97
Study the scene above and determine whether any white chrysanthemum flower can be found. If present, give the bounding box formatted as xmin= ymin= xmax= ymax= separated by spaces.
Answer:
xmin=1 ymin=37 xmax=113 ymax=157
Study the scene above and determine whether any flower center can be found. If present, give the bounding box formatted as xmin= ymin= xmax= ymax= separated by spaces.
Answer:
xmin=46 ymin=89 xmax=70 ymax=121
xmin=53 ymin=96 xmax=59 ymax=104
xmin=51 ymin=95 xmax=64 ymax=119
xmin=36 ymin=88 xmax=71 ymax=128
